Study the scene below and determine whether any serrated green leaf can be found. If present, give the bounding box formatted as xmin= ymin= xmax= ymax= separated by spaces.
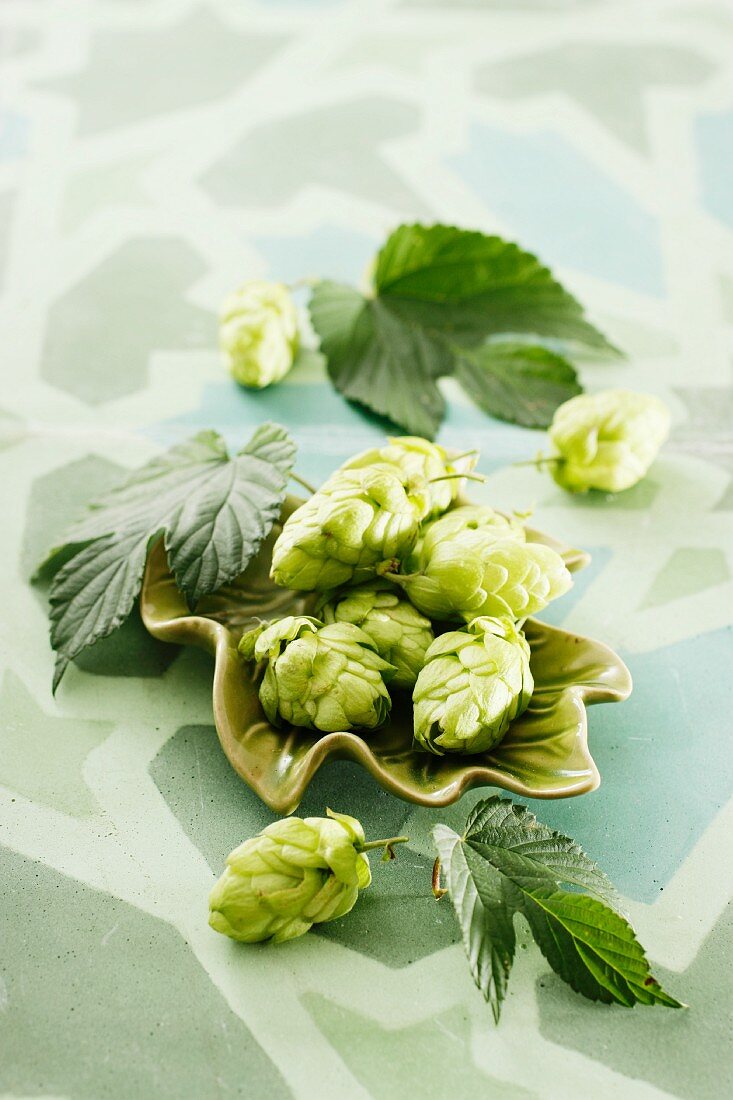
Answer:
xmin=464 ymin=797 xmax=621 ymax=909
xmin=434 ymin=796 xmax=683 ymax=1022
xmin=41 ymin=423 xmax=296 ymax=690
xmin=309 ymin=281 xmax=449 ymax=438
xmin=455 ymin=342 xmax=582 ymax=428
xmin=374 ymin=224 xmax=618 ymax=352
xmin=310 ymin=223 xmax=619 ymax=437
xmin=433 ymin=823 xmax=515 ymax=1023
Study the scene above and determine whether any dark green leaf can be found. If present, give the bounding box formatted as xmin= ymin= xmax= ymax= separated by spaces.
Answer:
xmin=41 ymin=423 xmax=296 ymax=690
xmin=455 ymin=342 xmax=582 ymax=428
xmin=434 ymin=796 xmax=683 ymax=1022
xmin=433 ymin=823 xmax=516 ymax=1023
xmin=464 ymin=794 xmax=620 ymax=909
xmin=310 ymin=223 xmax=619 ymax=437
xmin=309 ymin=281 xmax=450 ymax=438
xmin=374 ymin=224 xmax=619 ymax=352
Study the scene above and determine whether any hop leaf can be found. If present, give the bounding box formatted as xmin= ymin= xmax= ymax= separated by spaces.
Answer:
xmin=434 ymin=796 xmax=684 ymax=1022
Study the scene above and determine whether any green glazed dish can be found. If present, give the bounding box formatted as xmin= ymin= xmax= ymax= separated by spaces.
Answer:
xmin=140 ymin=497 xmax=631 ymax=813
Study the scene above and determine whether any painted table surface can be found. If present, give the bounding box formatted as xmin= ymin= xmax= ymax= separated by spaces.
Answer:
xmin=1 ymin=1 xmax=732 ymax=1098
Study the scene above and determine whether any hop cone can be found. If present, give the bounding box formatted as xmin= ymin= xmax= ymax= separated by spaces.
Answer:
xmin=270 ymin=465 xmax=425 ymax=591
xmin=209 ymin=810 xmax=372 ymax=943
xmin=393 ymin=529 xmax=572 ymax=622
xmin=239 ymin=615 xmax=395 ymax=732
xmin=549 ymin=388 xmax=670 ymax=493
xmin=318 ymin=579 xmax=434 ymax=690
xmin=411 ymin=503 xmax=525 ymax=563
xmin=219 ymin=280 xmax=299 ymax=388
xmin=413 ymin=616 xmax=533 ymax=755
xmin=341 ymin=436 xmax=477 ymax=519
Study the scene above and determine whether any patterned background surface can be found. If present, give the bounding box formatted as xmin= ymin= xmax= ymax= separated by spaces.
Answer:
xmin=1 ymin=0 xmax=733 ymax=1097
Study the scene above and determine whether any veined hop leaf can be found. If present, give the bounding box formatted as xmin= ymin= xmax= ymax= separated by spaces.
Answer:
xmin=309 ymin=223 xmax=617 ymax=439
xmin=434 ymin=796 xmax=684 ymax=1023
xmin=39 ymin=423 xmax=296 ymax=690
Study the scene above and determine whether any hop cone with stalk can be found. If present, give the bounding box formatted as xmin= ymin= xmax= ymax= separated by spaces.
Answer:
xmin=239 ymin=615 xmax=395 ymax=732
xmin=270 ymin=438 xmax=481 ymax=591
xmin=341 ymin=436 xmax=478 ymax=519
xmin=413 ymin=616 xmax=533 ymax=755
xmin=209 ymin=810 xmax=408 ymax=943
xmin=389 ymin=529 xmax=572 ymax=623
xmin=318 ymin=579 xmax=434 ymax=689
xmin=547 ymin=388 xmax=670 ymax=494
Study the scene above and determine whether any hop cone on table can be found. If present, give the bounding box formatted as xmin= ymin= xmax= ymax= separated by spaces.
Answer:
xmin=239 ymin=615 xmax=395 ymax=732
xmin=318 ymin=579 xmax=434 ymax=689
xmin=548 ymin=388 xmax=670 ymax=493
xmin=209 ymin=810 xmax=372 ymax=943
xmin=392 ymin=529 xmax=572 ymax=623
xmin=413 ymin=616 xmax=533 ymax=755
xmin=219 ymin=279 xmax=299 ymax=389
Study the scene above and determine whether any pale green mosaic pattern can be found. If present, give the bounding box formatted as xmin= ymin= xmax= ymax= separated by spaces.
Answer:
xmin=1 ymin=2 xmax=733 ymax=1098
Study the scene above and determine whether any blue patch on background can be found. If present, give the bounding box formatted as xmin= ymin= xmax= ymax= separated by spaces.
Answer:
xmin=695 ymin=109 xmax=733 ymax=230
xmin=525 ymin=626 xmax=733 ymax=902
xmin=253 ymin=225 xmax=378 ymax=285
xmin=0 ymin=111 xmax=29 ymax=161
xmin=450 ymin=123 xmax=664 ymax=296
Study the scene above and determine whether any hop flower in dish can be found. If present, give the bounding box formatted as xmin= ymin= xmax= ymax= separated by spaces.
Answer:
xmin=239 ymin=615 xmax=395 ymax=732
xmin=318 ymin=579 xmax=434 ymax=689
xmin=413 ymin=616 xmax=533 ymax=755
xmin=390 ymin=529 xmax=572 ymax=624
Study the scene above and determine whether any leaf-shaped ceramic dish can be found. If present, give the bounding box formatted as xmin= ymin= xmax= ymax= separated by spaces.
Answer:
xmin=140 ymin=497 xmax=631 ymax=813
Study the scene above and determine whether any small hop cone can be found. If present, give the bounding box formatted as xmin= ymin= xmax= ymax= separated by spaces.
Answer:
xmin=208 ymin=810 xmax=372 ymax=944
xmin=220 ymin=280 xmax=299 ymax=389
xmin=393 ymin=529 xmax=572 ymax=623
xmin=318 ymin=579 xmax=434 ymax=689
xmin=548 ymin=389 xmax=670 ymax=493
xmin=239 ymin=615 xmax=395 ymax=732
xmin=270 ymin=465 xmax=425 ymax=591
xmin=410 ymin=504 xmax=526 ymax=566
xmin=413 ymin=616 xmax=533 ymax=755
xmin=341 ymin=436 xmax=478 ymax=519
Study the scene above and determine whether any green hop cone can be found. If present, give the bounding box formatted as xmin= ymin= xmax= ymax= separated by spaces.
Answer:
xmin=548 ymin=388 xmax=670 ymax=493
xmin=412 ymin=503 xmax=526 ymax=562
xmin=341 ymin=436 xmax=478 ymax=519
xmin=270 ymin=465 xmax=425 ymax=591
xmin=392 ymin=529 xmax=572 ymax=623
xmin=220 ymin=279 xmax=299 ymax=389
xmin=318 ymin=579 xmax=434 ymax=690
xmin=239 ymin=615 xmax=395 ymax=732
xmin=413 ymin=616 xmax=533 ymax=755
xmin=209 ymin=810 xmax=397 ymax=944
